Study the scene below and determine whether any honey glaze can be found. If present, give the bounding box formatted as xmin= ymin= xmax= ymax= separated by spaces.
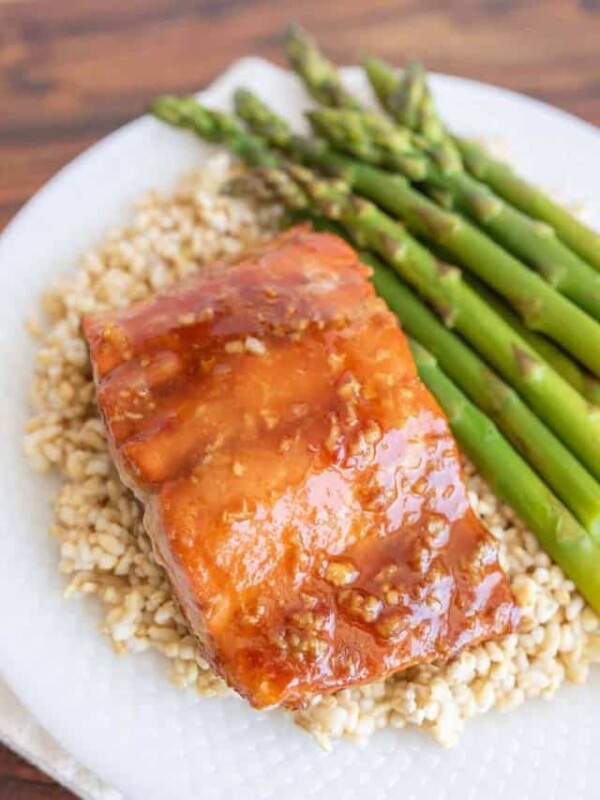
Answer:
xmin=84 ymin=225 xmax=518 ymax=709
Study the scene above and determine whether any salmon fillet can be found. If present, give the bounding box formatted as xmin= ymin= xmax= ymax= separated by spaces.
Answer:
xmin=83 ymin=225 xmax=518 ymax=709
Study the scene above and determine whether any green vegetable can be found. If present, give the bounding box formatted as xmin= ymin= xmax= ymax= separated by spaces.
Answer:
xmin=150 ymin=95 xmax=277 ymax=168
xmin=365 ymin=55 xmax=600 ymax=273
xmin=308 ymin=106 xmax=600 ymax=320
xmin=366 ymin=254 xmax=600 ymax=538
xmin=234 ymin=89 xmax=600 ymax=376
xmin=283 ymin=23 xmax=362 ymax=110
xmin=409 ymin=340 xmax=600 ymax=614
xmin=465 ymin=276 xmax=600 ymax=406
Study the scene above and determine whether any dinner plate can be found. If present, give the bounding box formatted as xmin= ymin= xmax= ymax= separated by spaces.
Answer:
xmin=1 ymin=57 xmax=599 ymax=800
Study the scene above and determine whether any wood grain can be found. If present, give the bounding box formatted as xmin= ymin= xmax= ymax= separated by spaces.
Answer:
xmin=1 ymin=0 xmax=599 ymax=233
xmin=0 ymin=0 xmax=598 ymax=796
xmin=0 ymin=745 xmax=71 ymax=799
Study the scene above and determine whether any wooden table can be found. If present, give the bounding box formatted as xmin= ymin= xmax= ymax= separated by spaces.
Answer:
xmin=1 ymin=0 xmax=598 ymax=796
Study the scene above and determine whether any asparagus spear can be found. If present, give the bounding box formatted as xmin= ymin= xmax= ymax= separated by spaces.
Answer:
xmin=400 ymin=226 xmax=600 ymax=405
xmin=364 ymin=254 xmax=600 ymax=537
xmin=365 ymin=56 xmax=600 ymax=273
xmin=234 ymin=89 xmax=600 ymax=375
xmin=377 ymin=58 xmax=463 ymax=173
xmin=241 ymin=160 xmax=600 ymax=479
xmin=378 ymin=227 xmax=600 ymax=405
xmin=285 ymin=23 xmax=448 ymax=177
xmin=284 ymin=26 xmax=458 ymax=171
xmin=308 ymin=107 xmax=600 ymax=320
xmin=276 ymin=188 xmax=600 ymax=407
xmin=284 ymin=23 xmax=362 ymax=110
xmin=364 ymin=58 xmax=454 ymax=150
xmin=150 ymin=95 xmax=278 ymax=168
xmin=465 ymin=275 xmax=600 ymax=406
xmin=283 ymin=31 xmax=600 ymax=308
xmin=409 ymin=340 xmax=600 ymax=614
xmin=458 ymin=139 xmax=600 ymax=271
xmin=284 ymin=209 xmax=600 ymax=406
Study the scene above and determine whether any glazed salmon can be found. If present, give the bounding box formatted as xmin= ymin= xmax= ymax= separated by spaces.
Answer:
xmin=83 ymin=225 xmax=517 ymax=709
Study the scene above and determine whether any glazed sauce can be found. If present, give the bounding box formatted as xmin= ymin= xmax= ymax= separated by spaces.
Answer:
xmin=84 ymin=226 xmax=518 ymax=709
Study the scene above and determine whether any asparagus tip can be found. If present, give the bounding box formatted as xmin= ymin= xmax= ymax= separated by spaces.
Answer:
xmin=149 ymin=95 xmax=184 ymax=125
xmin=362 ymin=56 xmax=385 ymax=70
xmin=363 ymin=57 xmax=392 ymax=78
xmin=233 ymin=86 xmax=251 ymax=105
xmin=284 ymin=20 xmax=309 ymax=44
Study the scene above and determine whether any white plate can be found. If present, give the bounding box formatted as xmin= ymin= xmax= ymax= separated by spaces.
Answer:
xmin=1 ymin=58 xmax=599 ymax=800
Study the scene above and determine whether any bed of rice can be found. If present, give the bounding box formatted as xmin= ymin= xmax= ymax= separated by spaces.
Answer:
xmin=24 ymin=155 xmax=600 ymax=749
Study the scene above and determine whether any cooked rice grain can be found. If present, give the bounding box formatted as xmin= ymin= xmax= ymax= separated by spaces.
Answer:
xmin=25 ymin=155 xmax=600 ymax=748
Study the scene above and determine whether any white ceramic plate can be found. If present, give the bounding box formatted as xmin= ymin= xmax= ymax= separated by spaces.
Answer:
xmin=1 ymin=58 xmax=599 ymax=800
